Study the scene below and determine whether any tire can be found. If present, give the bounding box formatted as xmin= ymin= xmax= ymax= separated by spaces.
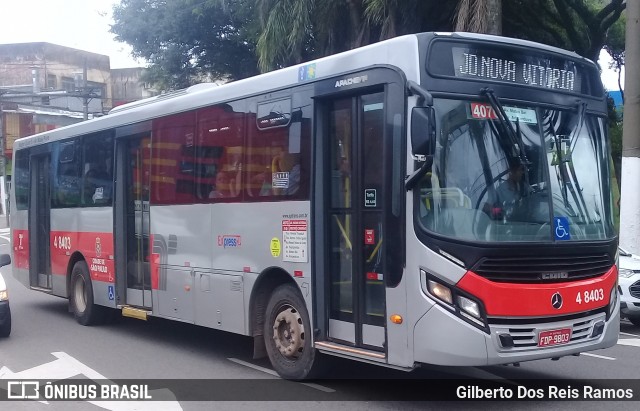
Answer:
xmin=70 ymin=261 xmax=105 ymax=326
xmin=264 ymin=284 xmax=323 ymax=380
xmin=629 ymin=316 xmax=640 ymax=327
xmin=0 ymin=306 xmax=11 ymax=337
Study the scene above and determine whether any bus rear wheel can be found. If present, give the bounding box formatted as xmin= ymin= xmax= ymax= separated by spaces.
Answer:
xmin=70 ymin=261 xmax=104 ymax=326
xmin=264 ymin=284 xmax=321 ymax=380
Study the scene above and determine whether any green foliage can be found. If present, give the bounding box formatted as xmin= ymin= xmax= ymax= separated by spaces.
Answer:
xmin=502 ymin=0 xmax=625 ymax=62
xmin=111 ymin=0 xmax=626 ymax=88
xmin=111 ymin=0 xmax=260 ymax=89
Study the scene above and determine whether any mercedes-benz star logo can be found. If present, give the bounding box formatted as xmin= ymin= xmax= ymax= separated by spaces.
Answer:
xmin=551 ymin=292 xmax=563 ymax=309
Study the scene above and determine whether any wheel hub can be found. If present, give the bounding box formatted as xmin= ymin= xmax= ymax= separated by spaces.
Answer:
xmin=272 ymin=306 xmax=304 ymax=358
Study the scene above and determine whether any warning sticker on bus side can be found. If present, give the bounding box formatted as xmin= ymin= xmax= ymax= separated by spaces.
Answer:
xmin=282 ymin=219 xmax=308 ymax=263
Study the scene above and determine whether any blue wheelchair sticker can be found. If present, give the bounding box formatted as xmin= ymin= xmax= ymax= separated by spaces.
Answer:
xmin=108 ymin=285 xmax=115 ymax=301
xmin=554 ymin=217 xmax=570 ymax=240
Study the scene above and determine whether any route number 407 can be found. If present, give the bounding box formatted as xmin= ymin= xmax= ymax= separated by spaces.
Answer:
xmin=575 ymin=288 xmax=604 ymax=304
xmin=53 ymin=235 xmax=72 ymax=250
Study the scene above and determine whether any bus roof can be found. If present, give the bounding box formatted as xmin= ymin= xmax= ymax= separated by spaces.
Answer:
xmin=13 ymin=32 xmax=597 ymax=151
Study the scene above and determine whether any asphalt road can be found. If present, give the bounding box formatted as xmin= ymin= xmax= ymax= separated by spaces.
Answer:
xmin=1 ymin=225 xmax=639 ymax=410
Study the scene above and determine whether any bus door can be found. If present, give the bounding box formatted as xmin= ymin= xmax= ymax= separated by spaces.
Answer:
xmin=326 ymin=92 xmax=387 ymax=350
xmin=28 ymin=152 xmax=52 ymax=289
xmin=115 ymin=136 xmax=152 ymax=308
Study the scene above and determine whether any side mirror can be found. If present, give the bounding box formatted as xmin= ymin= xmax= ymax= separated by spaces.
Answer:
xmin=411 ymin=107 xmax=436 ymax=156
xmin=0 ymin=254 xmax=11 ymax=268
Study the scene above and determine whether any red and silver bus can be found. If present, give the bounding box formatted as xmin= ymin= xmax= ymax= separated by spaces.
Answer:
xmin=11 ymin=32 xmax=619 ymax=379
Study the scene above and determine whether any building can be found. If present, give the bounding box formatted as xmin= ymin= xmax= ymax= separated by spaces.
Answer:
xmin=0 ymin=42 xmax=157 ymax=215
xmin=0 ymin=42 xmax=114 ymax=167
xmin=111 ymin=67 xmax=159 ymax=108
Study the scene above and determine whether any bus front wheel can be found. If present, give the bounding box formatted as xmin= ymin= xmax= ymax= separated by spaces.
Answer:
xmin=264 ymin=284 xmax=321 ymax=380
xmin=70 ymin=261 xmax=104 ymax=326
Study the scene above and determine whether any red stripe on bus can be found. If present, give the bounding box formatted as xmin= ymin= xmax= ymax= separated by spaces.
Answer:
xmin=457 ymin=265 xmax=617 ymax=317
xmin=49 ymin=231 xmax=115 ymax=282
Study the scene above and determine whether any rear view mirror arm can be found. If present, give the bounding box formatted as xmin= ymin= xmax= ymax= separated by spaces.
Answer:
xmin=408 ymin=81 xmax=433 ymax=106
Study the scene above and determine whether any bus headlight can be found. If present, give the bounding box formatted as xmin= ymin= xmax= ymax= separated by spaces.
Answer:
xmin=421 ymin=269 xmax=489 ymax=333
xmin=458 ymin=295 xmax=481 ymax=319
xmin=427 ymin=279 xmax=453 ymax=305
xmin=0 ymin=290 xmax=7 ymax=302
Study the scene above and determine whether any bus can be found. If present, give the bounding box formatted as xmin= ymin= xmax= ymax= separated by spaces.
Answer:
xmin=10 ymin=32 xmax=619 ymax=379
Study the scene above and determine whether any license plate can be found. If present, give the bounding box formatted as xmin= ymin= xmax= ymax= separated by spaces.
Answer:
xmin=538 ymin=328 xmax=572 ymax=347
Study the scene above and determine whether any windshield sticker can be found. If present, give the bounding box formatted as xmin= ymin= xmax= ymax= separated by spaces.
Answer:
xmin=469 ymin=103 xmax=537 ymax=124
xmin=554 ymin=217 xmax=571 ymax=241
xmin=503 ymin=106 xmax=537 ymax=124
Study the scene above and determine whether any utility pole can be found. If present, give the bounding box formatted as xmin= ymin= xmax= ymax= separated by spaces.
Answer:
xmin=620 ymin=2 xmax=640 ymax=252
xmin=83 ymin=59 xmax=88 ymax=120
xmin=74 ymin=58 xmax=92 ymax=121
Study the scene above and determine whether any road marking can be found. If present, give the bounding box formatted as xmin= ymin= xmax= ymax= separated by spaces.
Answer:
xmin=227 ymin=358 xmax=278 ymax=376
xmin=227 ymin=358 xmax=336 ymax=393
xmin=617 ymin=338 xmax=640 ymax=348
xmin=1 ymin=352 xmax=182 ymax=410
xmin=581 ymin=352 xmax=616 ymax=360
xmin=620 ymin=331 xmax=640 ymax=338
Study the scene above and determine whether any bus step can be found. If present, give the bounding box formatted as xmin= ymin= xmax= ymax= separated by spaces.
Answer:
xmin=121 ymin=306 xmax=150 ymax=321
xmin=315 ymin=341 xmax=386 ymax=362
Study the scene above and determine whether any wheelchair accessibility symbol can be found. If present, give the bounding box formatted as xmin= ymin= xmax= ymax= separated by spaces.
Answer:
xmin=108 ymin=285 xmax=115 ymax=301
xmin=554 ymin=217 xmax=570 ymax=240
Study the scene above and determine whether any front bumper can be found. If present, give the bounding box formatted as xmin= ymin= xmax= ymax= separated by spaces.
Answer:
xmin=413 ymin=300 xmax=619 ymax=366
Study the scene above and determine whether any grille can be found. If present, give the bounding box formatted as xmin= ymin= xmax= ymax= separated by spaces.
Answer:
xmin=630 ymin=280 xmax=640 ymax=299
xmin=492 ymin=313 xmax=605 ymax=351
xmin=473 ymin=253 xmax=612 ymax=283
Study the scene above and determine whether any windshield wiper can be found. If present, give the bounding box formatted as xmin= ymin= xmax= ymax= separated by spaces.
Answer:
xmin=563 ymin=101 xmax=591 ymax=222
xmin=548 ymin=101 xmax=590 ymax=222
xmin=480 ymin=88 xmax=530 ymax=168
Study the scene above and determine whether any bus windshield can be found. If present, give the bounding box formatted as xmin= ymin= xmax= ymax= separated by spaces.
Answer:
xmin=415 ymin=98 xmax=614 ymax=243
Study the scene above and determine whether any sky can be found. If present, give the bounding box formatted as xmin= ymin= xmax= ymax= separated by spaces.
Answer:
xmin=0 ymin=0 xmax=143 ymax=69
xmin=0 ymin=0 xmax=626 ymax=91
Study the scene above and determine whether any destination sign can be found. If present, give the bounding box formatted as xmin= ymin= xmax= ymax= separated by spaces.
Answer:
xmin=453 ymin=47 xmax=578 ymax=92
xmin=426 ymin=40 xmax=601 ymax=96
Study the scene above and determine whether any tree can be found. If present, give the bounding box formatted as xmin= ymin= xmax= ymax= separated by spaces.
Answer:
xmin=256 ymin=0 xmax=374 ymax=72
xmin=255 ymin=0 xmax=458 ymax=72
xmin=111 ymin=0 xmax=625 ymax=88
xmin=111 ymin=0 xmax=260 ymax=89
xmin=502 ymin=0 xmax=626 ymax=63
xmin=454 ymin=0 xmax=503 ymax=35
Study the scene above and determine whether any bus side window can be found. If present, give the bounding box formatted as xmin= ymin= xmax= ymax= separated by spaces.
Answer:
xmin=53 ymin=140 xmax=82 ymax=208
xmin=82 ymin=133 xmax=114 ymax=206
xmin=196 ymin=104 xmax=244 ymax=202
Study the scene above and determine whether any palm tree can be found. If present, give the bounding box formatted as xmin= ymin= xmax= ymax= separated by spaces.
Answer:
xmin=256 ymin=0 xmax=370 ymax=72
xmin=454 ymin=0 xmax=502 ymax=35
